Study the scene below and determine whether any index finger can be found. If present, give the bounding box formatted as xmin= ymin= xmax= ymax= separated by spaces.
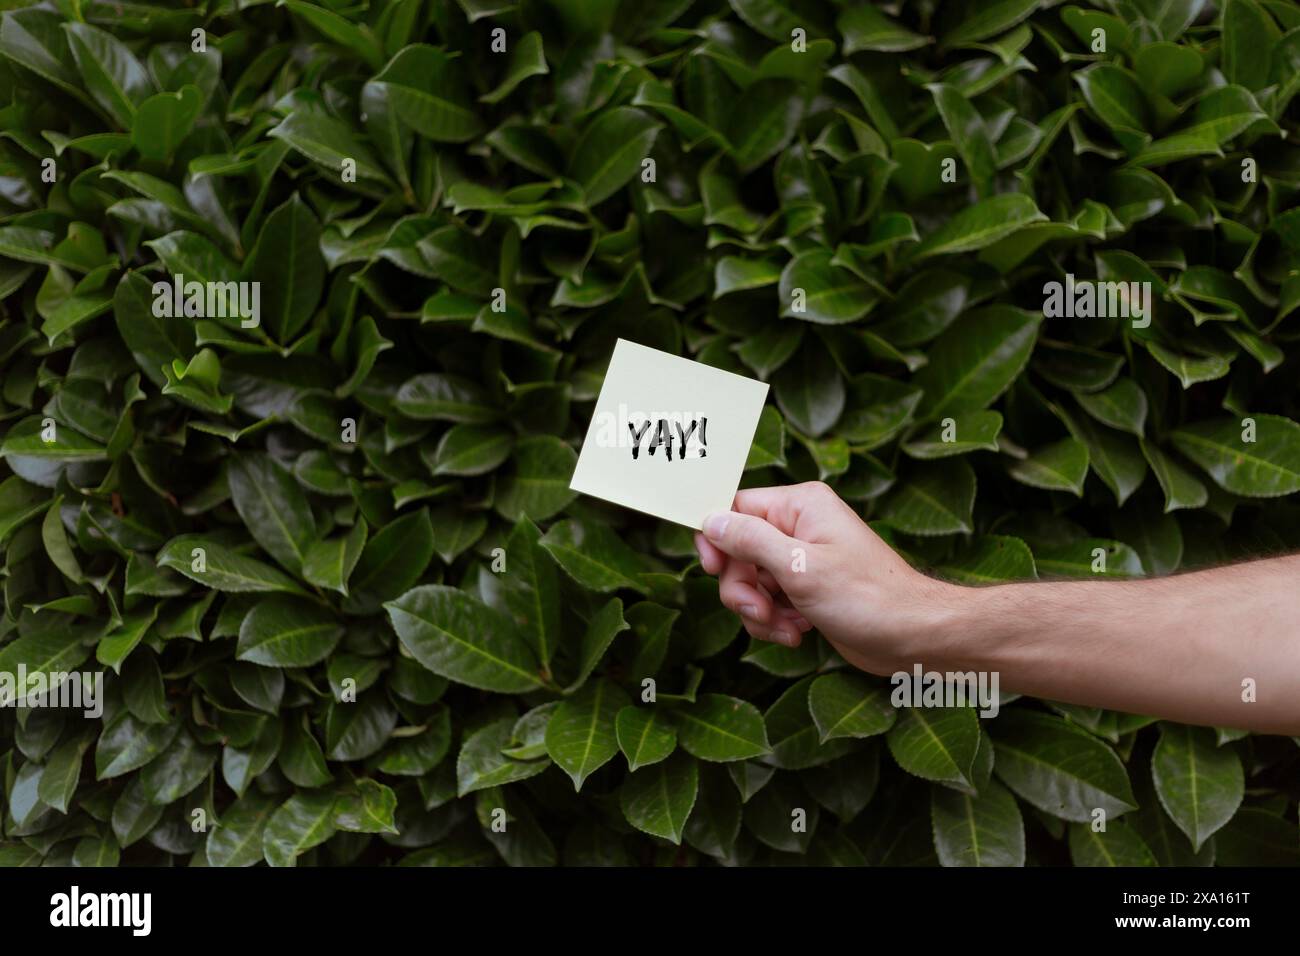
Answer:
xmin=733 ymin=483 xmax=831 ymax=538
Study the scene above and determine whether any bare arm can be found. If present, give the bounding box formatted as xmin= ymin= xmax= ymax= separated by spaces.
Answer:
xmin=933 ymin=557 xmax=1300 ymax=733
xmin=694 ymin=482 xmax=1300 ymax=735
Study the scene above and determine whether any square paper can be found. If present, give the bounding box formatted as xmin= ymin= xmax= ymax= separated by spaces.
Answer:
xmin=569 ymin=339 xmax=770 ymax=530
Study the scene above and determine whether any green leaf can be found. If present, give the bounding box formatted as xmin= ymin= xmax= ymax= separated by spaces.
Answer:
xmin=619 ymin=751 xmax=698 ymax=844
xmin=616 ymin=706 xmax=678 ymax=771
xmin=1068 ymin=822 xmax=1157 ymax=866
xmin=323 ymin=700 xmax=391 ymax=764
xmin=1073 ymin=64 xmax=1149 ymax=144
xmin=744 ymin=772 xmax=819 ymax=852
xmin=38 ymin=731 xmax=91 ymax=814
xmin=394 ymin=373 xmax=496 ymax=423
xmin=495 ymin=435 xmax=577 ymax=521
xmin=726 ymin=79 xmax=801 ymax=173
xmin=1141 ymin=440 xmax=1208 ymax=512
xmin=684 ymin=764 xmax=743 ymax=859
xmin=1222 ymin=0 xmax=1281 ymax=89
xmin=63 ymin=22 xmax=151 ymax=129
xmin=569 ymin=106 xmax=664 ymax=205
xmin=1009 ymin=437 xmax=1089 ymax=496
xmin=879 ymin=459 xmax=976 ymax=535
xmin=499 ymin=517 xmax=562 ymax=667
xmin=0 ymin=626 xmax=92 ymax=707
xmin=564 ymin=597 xmax=629 ymax=692
xmin=839 ymin=4 xmax=929 ymax=53
xmin=0 ymin=414 xmax=108 ymax=461
xmin=1145 ymin=342 xmax=1232 ymax=388
xmin=1035 ymin=538 xmax=1145 ymax=578
xmin=428 ymin=424 xmax=514 ymax=476
xmin=937 ymin=535 xmax=1037 ymax=584
xmin=913 ymin=306 xmax=1040 ymax=421
xmin=283 ymin=0 xmax=383 ymax=69
xmin=911 ymin=194 xmax=1047 ymax=260
xmin=1151 ymin=723 xmax=1244 ymax=851
xmin=206 ymin=790 xmax=280 ymax=868
xmin=1170 ymin=415 xmax=1300 ymax=497
xmin=97 ymin=604 xmax=159 ymax=673
xmin=1075 ymin=378 xmax=1147 ymax=436
xmin=1135 ymin=41 xmax=1204 ymax=99
xmin=778 ymin=249 xmax=877 ymax=324
xmin=931 ymin=780 xmax=1025 ymax=866
xmin=943 ymin=0 xmax=1041 ymax=47
xmin=302 ymin=519 xmax=367 ymax=595
xmin=41 ymin=498 xmax=81 ymax=583
xmin=886 ymin=706 xmax=980 ymax=790
xmin=772 ymin=338 xmax=845 ymax=438
xmin=457 ymin=717 xmax=549 ymax=796
xmin=132 ymin=86 xmax=201 ymax=160
xmin=0 ymin=476 xmax=48 ymax=545
xmin=95 ymin=711 xmax=178 ymax=780
xmin=386 ymin=584 xmax=544 ymax=693
xmin=1071 ymin=414 xmax=1147 ymax=506
xmin=245 ymin=195 xmax=325 ymax=344
xmin=72 ymin=835 xmax=121 ymax=868
xmin=113 ymin=271 xmax=195 ymax=388
xmin=140 ymin=727 xmax=217 ymax=804
xmin=901 ymin=410 xmax=1001 ymax=459
xmin=808 ymin=672 xmax=896 ymax=741
xmin=346 ymin=508 xmax=435 ymax=611
xmin=714 ymin=256 xmax=783 ymax=298
xmin=0 ymin=8 xmax=82 ymax=101
xmin=928 ymin=83 xmax=996 ymax=197
xmin=992 ymin=710 xmax=1136 ymax=822
xmin=540 ymin=519 xmax=650 ymax=594
xmin=675 ymin=694 xmax=771 ymax=762
xmin=545 ymin=678 xmax=630 ymax=789
xmin=262 ymin=790 xmax=338 ymax=867
xmin=111 ymin=775 xmax=164 ymax=848
xmin=228 ymin=453 xmax=317 ymax=574
xmin=369 ymin=45 xmax=483 ymax=142
xmin=237 ymin=597 xmax=343 ymax=667
xmin=480 ymin=31 xmax=548 ymax=104
xmin=334 ymin=779 xmax=399 ymax=834
xmin=268 ymin=110 xmax=391 ymax=185
xmin=157 ymin=535 xmax=308 ymax=595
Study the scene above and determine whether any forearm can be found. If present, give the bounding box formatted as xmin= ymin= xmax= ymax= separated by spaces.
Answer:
xmin=925 ymin=556 xmax=1300 ymax=734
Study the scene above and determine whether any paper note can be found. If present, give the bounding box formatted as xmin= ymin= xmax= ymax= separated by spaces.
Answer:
xmin=569 ymin=339 xmax=770 ymax=530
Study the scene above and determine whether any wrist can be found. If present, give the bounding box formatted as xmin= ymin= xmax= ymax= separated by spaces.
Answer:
xmin=886 ymin=576 xmax=979 ymax=671
xmin=923 ymin=580 xmax=1028 ymax=674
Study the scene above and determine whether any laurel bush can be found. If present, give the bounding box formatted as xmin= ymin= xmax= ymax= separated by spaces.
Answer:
xmin=1 ymin=0 xmax=1299 ymax=867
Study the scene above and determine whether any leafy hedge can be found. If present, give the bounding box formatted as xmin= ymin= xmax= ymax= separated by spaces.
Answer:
xmin=1 ymin=0 xmax=1299 ymax=868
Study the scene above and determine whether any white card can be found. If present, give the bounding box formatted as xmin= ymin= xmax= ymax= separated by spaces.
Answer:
xmin=569 ymin=339 xmax=770 ymax=530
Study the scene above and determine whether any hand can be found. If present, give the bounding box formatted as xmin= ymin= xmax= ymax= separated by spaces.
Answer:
xmin=693 ymin=482 xmax=960 ymax=675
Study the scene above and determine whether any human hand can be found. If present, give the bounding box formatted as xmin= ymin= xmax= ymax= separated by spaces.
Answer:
xmin=693 ymin=482 xmax=961 ymax=675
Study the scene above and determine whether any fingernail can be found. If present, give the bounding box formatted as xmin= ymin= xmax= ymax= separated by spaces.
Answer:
xmin=703 ymin=512 xmax=729 ymax=541
xmin=739 ymin=604 xmax=757 ymax=619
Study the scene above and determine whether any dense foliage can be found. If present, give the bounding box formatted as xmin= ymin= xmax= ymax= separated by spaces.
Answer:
xmin=1 ymin=0 xmax=1299 ymax=868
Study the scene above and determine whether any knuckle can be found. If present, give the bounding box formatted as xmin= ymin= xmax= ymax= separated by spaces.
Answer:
xmin=799 ymin=480 xmax=834 ymax=503
xmin=729 ymin=516 xmax=758 ymax=550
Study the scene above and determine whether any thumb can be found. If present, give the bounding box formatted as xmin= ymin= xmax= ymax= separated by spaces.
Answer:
xmin=702 ymin=511 xmax=800 ymax=581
